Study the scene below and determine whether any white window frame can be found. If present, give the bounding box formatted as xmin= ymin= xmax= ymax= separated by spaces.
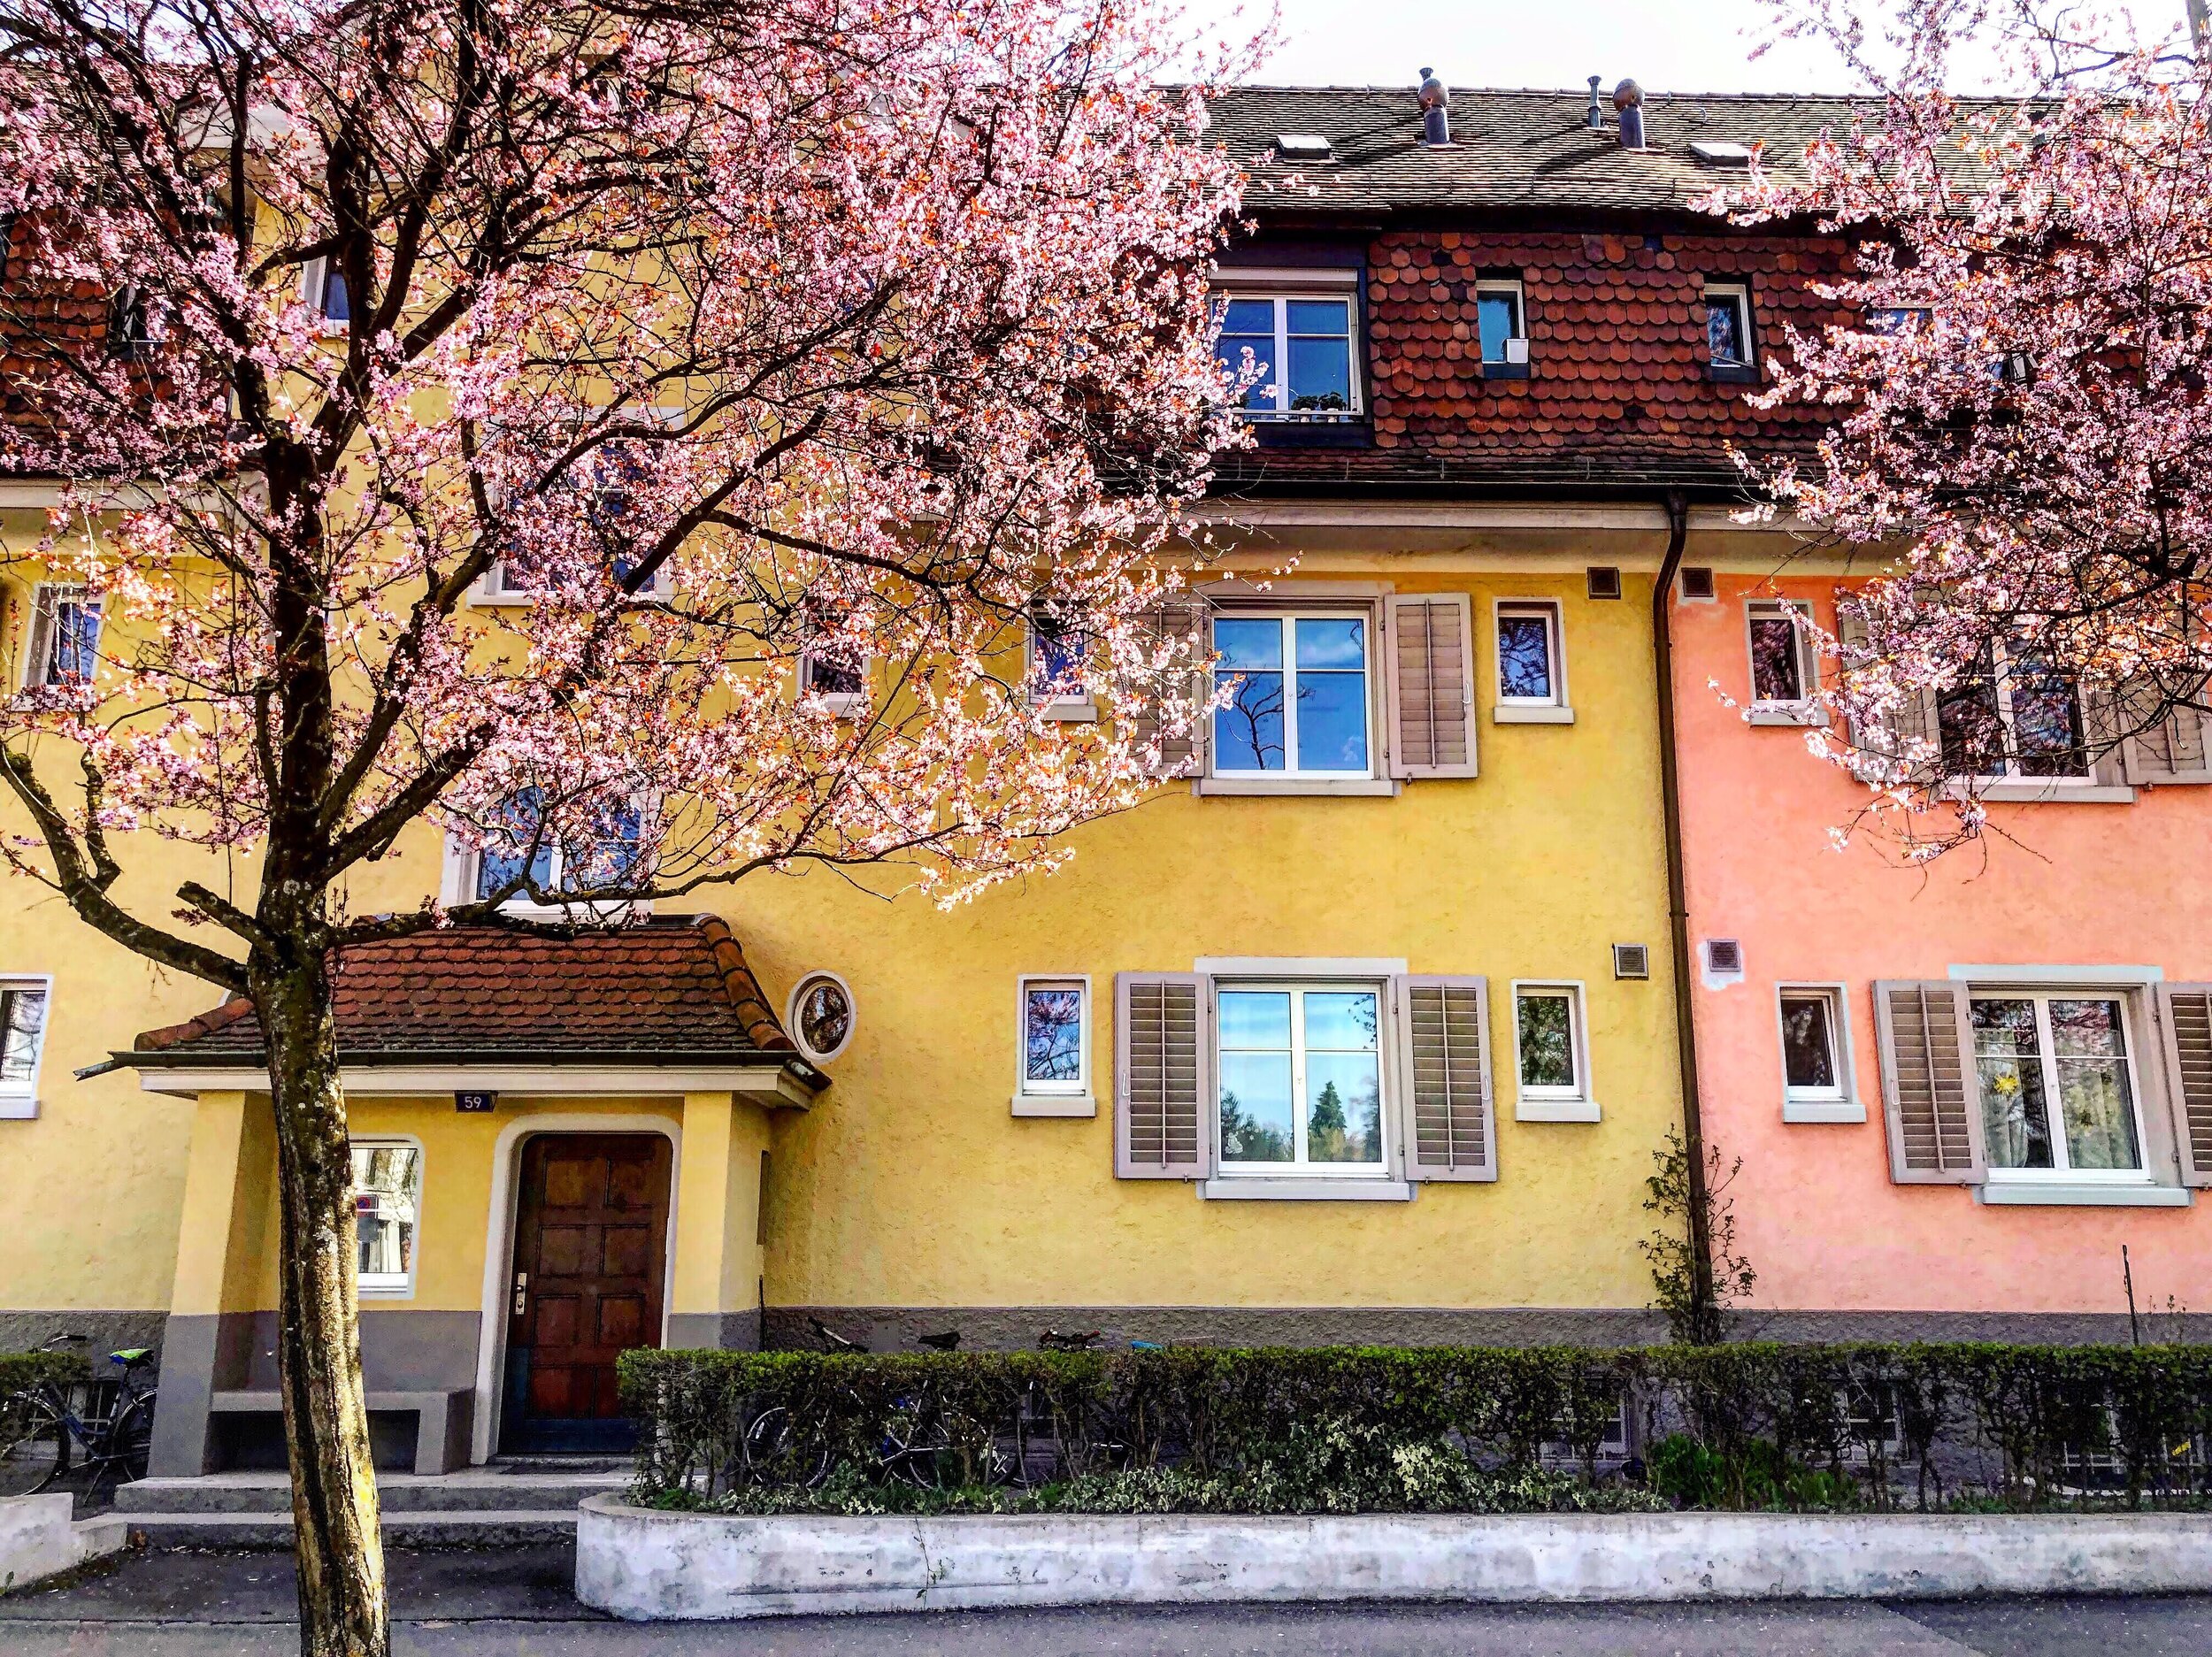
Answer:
xmin=1969 ymin=986 xmax=2155 ymax=1189
xmin=349 ymin=1135 xmax=424 ymax=1298
xmin=0 ymin=974 xmax=53 ymax=1121
xmin=1026 ymin=618 xmax=1096 ymax=723
xmin=471 ymin=411 xmax=680 ymax=605
xmin=1473 ymin=278 xmax=1529 ymax=366
xmin=300 ymin=255 xmax=351 ymax=335
xmin=1012 ymin=974 xmax=1093 ymax=1116
xmin=1210 ymin=976 xmax=1394 ymax=1180
xmin=1492 ymin=598 xmax=1572 ymax=725
xmin=1703 ymin=282 xmax=1756 ymax=368
xmin=20 ymin=583 xmax=103 ymax=692
xmin=1510 ymin=979 xmax=1598 ymax=1122
xmin=788 ymin=970 xmax=856 ymax=1065
xmin=440 ymin=790 xmax=654 ymax=919
xmin=1776 ymin=982 xmax=1863 ymax=1124
xmin=1937 ymin=639 xmax=2099 ymax=791
xmin=1744 ymin=598 xmax=1824 ymax=727
xmin=797 ymin=622 xmax=869 ymax=718
xmin=1215 ymin=290 xmax=1363 ymax=422
xmin=1204 ymin=606 xmax=1379 ymax=786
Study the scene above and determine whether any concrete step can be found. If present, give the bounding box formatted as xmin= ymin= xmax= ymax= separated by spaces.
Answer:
xmin=121 ymin=1508 xmax=580 ymax=1550
xmin=115 ymin=1468 xmax=628 ymax=1516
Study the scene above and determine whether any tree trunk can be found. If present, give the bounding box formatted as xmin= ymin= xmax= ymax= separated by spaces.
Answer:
xmin=255 ymin=955 xmax=388 ymax=1657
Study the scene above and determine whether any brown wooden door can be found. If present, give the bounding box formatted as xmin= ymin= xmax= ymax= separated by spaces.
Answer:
xmin=501 ymin=1133 xmax=671 ymax=1454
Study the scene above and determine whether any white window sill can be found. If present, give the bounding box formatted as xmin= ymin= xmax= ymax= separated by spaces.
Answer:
xmin=1010 ymin=1093 xmax=1095 ymax=1118
xmin=1195 ymin=776 xmax=1401 ymax=797
xmin=470 ymin=589 xmax=670 ymax=609
xmin=803 ymin=694 xmax=868 ymax=719
xmin=1975 ymin=1181 xmax=2192 ymax=1208
xmin=1494 ymin=705 xmax=1575 ymax=725
xmin=1782 ymin=1096 xmax=1866 ymax=1124
xmin=1749 ymin=705 xmax=1828 ymax=728
xmin=357 ymin=1284 xmax=416 ymax=1299
xmin=1515 ymin=1098 xmax=1601 ymax=1124
xmin=488 ymin=898 xmax=649 ymax=923
xmin=1200 ymin=1178 xmax=1413 ymax=1201
xmin=1038 ymin=699 xmax=1098 ymax=724
xmin=1941 ymin=779 xmax=2136 ymax=805
xmin=0 ymin=1093 xmax=39 ymax=1121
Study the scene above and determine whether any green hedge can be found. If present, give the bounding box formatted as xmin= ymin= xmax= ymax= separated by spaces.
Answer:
xmin=620 ymin=1343 xmax=2212 ymax=1515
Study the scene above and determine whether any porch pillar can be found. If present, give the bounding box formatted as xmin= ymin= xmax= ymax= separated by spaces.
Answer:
xmin=667 ymin=1091 xmax=772 ymax=1351
xmin=148 ymin=1089 xmax=277 ymax=1477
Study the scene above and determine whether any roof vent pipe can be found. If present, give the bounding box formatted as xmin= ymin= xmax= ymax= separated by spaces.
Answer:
xmin=1418 ymin=67 xmax=1450 ymax=145
xmin=1614 ymin=78 xmax=1647 ymax=149
xmin=1587 ymin=76 xmax=1605 ymax=131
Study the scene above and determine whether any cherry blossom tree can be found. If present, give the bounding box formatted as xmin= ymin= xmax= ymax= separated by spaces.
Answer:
xmin=1714 ymin=0 xmax=2212 ymax=854
xmin=0 ymin=1 xmax=1254 ymax=1648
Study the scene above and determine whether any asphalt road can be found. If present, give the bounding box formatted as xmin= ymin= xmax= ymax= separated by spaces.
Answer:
xmin=5 ymin=1545 xmax=2212 ymax=1654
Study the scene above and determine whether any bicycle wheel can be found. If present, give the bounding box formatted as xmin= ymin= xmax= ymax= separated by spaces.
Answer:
xmin=105 ymin=1392 xmax=156 ymax=1485
xmin=1 ymin=1396 xmax=72 ymax=1495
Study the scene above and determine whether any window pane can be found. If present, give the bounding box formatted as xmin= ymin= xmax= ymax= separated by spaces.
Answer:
xmin=1033 ymin=622 xmax=1087 ymax=694
xmin=350 ymin=1144 xmax=421 ymax=1284
xmin=1217 ymin=988 xmax=1291 ymax=1049
xmin=2007 ymin=657 xmax=2085 ymax=777
xmin=1218 ymin=990 xmax=1294 ymax=1164
xmin=804 ymin=650 xmax=864 ymax=696
xmin=1307 ymin=1053 xmax=1381 ymax=1163
xmin=1294 ymin=617 xmax=1366 ymax=671
xmin=1302 ymin=990 xmax=1378 ymax=1052
xmin=1476 ymin=292 xmax=1519 ymax=362
xmin=48 ymin=598 xmax=101 ymax=687
xmin=1779 ymin=995 xmax=1836 ymax=1091
xmin=322 ymin=267 xmax=351 ymax=322
xmin=1214 ymin=617 xmax=1283 ymax=671
xmin=1024 ymin=987 xmax=1083 ymax=1084
xmin=1517 ymin=993 xmax=1578 ymax=1090
xmin=2049 ymin=999 xmax=2140 ymax=1170
xmin=0 ymin=988 xmax=47 ymax=1087
xmin=1938 ymin=664 xmax=2006 ymax=778
xmin=1285 ymin=299 xmax=1349 ymax=338
xmin=1284 ymin=335 xmax=1350 ymax=411
xmin=1295 ymin=671 xmax=1368 ymax=771
xmin=476 ymin=788 xmax=554 ymax=900
xmin=560 ymin=798 xmax=642 ymax=893
xmin=1497 ymin=614 xmax=1554 ymax=700
xmin=1217 ymin=328 xmax=1274 ymax=408
xmin=1214 ymin=669 xmax=1285 ymax=771
xmin=1221 ymin=298 xmax=1275 ymax=334
xmin=1749 ymin=614 xmax=1804 ymax=702
xmin=1707 ymin=295 xmax=1747 ymax=364
xmin=1972 ymin=998 xmax=2053 ymax=1169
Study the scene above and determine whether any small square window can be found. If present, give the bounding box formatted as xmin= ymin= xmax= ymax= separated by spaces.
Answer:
xmin=1778 ymin=986 xmax=1857 ymax=1121
xmin=1474 ymin=280 xmax=1527 ymax=368
xmin=1745 ymin=600 xmax=1821 ymax=723
xmin=351 ymin=1140 xmax=422 ymax=1296
xmin=304 ymin=257 xmax=351 ymax=326
xmin=1028 ymin=609 xmax=1095 ymax=720
xmin=0 ymin=979 xmax=50 ymax=1119
xmin=799 ymin=610 xmax=868 ymax=713
xmin=24 ymin=584 xmax=103 ymax=690
xmin=1213 ymin=292 xmax=1360 ymax=420
xmin=1494 ymin=601 xmax=1571 ymax=723
xmin=1512 ymin=981 xmax=1595 ymax=1121
xmin=1704 ymin=283 xmax=1755 ymax=369
xmin=1014 ymin=977 xmax=1091 ymax=1114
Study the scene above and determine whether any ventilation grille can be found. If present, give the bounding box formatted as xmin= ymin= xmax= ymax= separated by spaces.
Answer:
xmin=1678 ymin=566 xmax=1717 ymax=601
xmin=1586 ymin=566 xmax=1623 ymax=601
xmin=1612 ymin=943 xmax=1650 ymax=980
xmin=1703 ymin=938 xmax=1745 ymax=977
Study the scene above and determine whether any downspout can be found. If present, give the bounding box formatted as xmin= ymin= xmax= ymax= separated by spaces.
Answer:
xmin=1652 ymin=489 xmax=1718 ymax=1340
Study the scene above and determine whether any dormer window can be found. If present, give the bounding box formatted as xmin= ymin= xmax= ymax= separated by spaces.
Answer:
xmin=1475 ymin=279 xmax=1529 ymax=377
xmin=1215 ymin=293 xmax=1358 ymax=421
xmin=1703 ymin=283 xmax=1757 ymax=383
xmin=1272 ymin=134 xmax=1333 ymax=162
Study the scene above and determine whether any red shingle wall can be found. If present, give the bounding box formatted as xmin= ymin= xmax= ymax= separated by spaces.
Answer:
xmin=1365 ymin=229 xmax=1855 ymax=458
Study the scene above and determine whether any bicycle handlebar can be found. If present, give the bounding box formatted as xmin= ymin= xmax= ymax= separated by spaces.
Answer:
xmin=41 ymin=1331 xmax=88 ymax=1350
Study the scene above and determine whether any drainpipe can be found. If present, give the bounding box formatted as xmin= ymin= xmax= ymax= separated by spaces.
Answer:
xmin=1652 ymin=489 xmax=1717 ymax=1341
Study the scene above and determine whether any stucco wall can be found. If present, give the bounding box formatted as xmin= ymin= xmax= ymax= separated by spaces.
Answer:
xmin=1672 ymin=566 xmax=2212 ymax=1323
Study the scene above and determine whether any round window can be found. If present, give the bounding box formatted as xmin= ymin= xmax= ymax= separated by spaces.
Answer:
xmin=789 ymin=972 xmax=854 ymax=1063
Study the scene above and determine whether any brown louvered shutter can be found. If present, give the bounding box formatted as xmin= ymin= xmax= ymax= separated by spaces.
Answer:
xmin=1385 ymin=595 xmax=1478 ymax=779
xmin=2155 ymin=985 xmax=2212 ymax=1186
xmin=1836 ymin=612 xmax=1943 ymax=786
xmin=1123 ymin=595 xmax=1206 ymax=779
xmin=2120 ymin=684 xmax=2212 ymax=786
xmin=1114 ymin=972 xmax=1210 ymax=1179
xmin=2080 ymin=687 xmax=2132 ymax=788
xmin=1871 ymin=980 xmax=1984 ymax=1184
xmin=1393 ymin=975 xmax=1495 ymax=1182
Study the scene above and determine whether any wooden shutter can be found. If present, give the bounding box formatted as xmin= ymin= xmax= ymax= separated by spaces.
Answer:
xmin=2080 ymin=686 xmax=2132 ymax=789
xmin=1385 ymin=595 xmax=1478 ymax=779
xmin=1836 ymin=613 xmax=1942 ymax=786
xmin=2119 ymin=684 xmax=2212 ymax=786
xmin=1114 ymin=972 xmax=1210 ymax=1179
xmin=1871 ymin=980 xmax=1984 ymax=1184
xmin=1123 ymin=595 xmax=1206 ymax=779
xmin=2155 ymin=984 xmax=2212 ymax=1186
xmin=1394 ymin=975 xmax=1495 ymax=1182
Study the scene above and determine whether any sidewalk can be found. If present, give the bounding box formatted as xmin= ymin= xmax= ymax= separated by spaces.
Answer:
xmin=6 ymin=1543 xmax=2212 ymax=1653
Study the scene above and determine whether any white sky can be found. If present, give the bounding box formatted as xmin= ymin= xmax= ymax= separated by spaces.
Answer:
xmin=1188 ymin=0 xmax=2190 ymax=96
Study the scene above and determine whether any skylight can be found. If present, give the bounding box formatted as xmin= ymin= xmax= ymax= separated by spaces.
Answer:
xmin=1689 ymin=140 xmax=1755 ymax=166
xmin=1273 ymin=134 xmax=1333 ymax=162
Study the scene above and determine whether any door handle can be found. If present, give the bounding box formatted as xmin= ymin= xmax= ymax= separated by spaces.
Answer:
xmin=512 ymin=1271 xmax=528 ymax=1317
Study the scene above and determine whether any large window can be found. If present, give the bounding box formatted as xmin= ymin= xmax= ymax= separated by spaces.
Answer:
xmin=1938 ymin=644 xmax=2087 ymax=781
xmin=351 ymin=1140 xmax=422 ymax=1296
xmin=469 ymin=787 xmax=645 ymax=903
xmin=1210 ymin=612 xmax=1371 ymax=777
xmin=0 ymin=979 xmax=50 ymax=1119
xmin=1970 ymin=993 xmax=2144 ymax=1176
xmin=1215 ymin=295 xmax=1358 ymax=418
xmin=1216 ymin=983 xmax=1384 ymax=1174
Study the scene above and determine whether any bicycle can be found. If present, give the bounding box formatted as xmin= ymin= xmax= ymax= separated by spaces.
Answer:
xmin=1 ymin=1332 xmax=157 ymax=1494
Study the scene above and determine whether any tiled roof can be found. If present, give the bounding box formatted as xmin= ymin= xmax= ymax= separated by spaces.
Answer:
xmin=128 ymin=915 xmax=817 ymax=1073
xmin=1209 ymin=86 xmax=1884 ymax=215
